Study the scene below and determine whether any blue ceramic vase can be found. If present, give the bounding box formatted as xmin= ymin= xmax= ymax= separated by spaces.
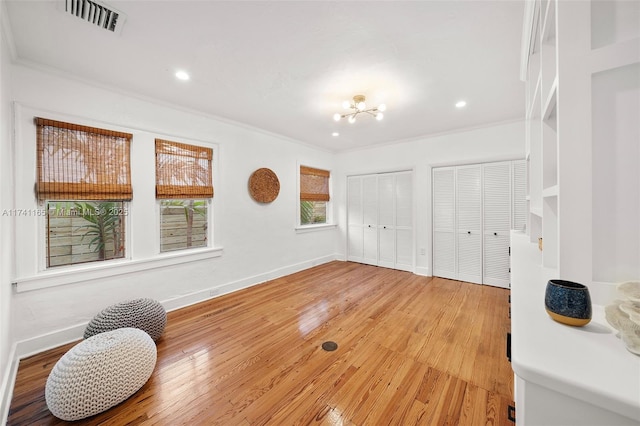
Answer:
xmin=544 ymin=279 xmax=592 ymax=326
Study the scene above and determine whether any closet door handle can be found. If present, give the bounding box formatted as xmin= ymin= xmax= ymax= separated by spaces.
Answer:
xmin=368 ymin=225 xmax=372 ymax=228
xmin=383 ymin=226 xmax=387 ymax=229
xmin=494 ymin=232 xmax=498 ymax=236
xmin=467 ymin=231 xmax=471 ymax=234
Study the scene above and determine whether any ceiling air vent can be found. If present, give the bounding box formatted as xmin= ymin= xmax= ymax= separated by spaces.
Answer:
xmin=59 ymin=0 xmax=126 ymax=35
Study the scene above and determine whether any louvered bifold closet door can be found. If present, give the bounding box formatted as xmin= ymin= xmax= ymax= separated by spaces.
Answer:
xmin=433 ymin=167 xmax=456 ymax=280
xmin=377 ymin=174 xmax=395 ymax=269
xmin=483 ymin=162 xmax=511 ymax=288
xmin=512 ymin=160 xmax=527 ymax=232
xmin=362 ymin=175 xmax=379 ymax=266
xmin=395 ymin=172 xmax=413 ymax=271
xmin=456 ymin=165 xmax=483 ymax=284
xmin=347 ymin=176 xmax=364 ymax=262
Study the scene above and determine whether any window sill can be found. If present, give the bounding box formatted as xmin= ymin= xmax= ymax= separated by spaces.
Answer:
xmin=13 ymin=247 xmax=224 ymax=293
xmin=295 ymin=223 xmax=337 ymax=233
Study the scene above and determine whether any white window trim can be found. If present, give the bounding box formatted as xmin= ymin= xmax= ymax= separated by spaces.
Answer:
xmin=13 ymin=103 xmax=222 ymax=292
xmin=14 ymin=247 xmax=223 ymax=293
xmin=295 ymin=223 xmax=337 ymax=233
xmin=297 ymin=162 xmax=334 ymax=228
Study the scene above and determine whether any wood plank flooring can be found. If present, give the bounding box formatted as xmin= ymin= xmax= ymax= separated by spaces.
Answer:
xmin=8 ymin=261 xmax=514 ymax=425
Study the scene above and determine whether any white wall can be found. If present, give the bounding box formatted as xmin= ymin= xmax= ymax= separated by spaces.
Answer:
xmin=9 ymin=64 xmax=338 ymax=349
xmin=592 ymin=63 xmax=640 ymax=283
xmin=0 ymin=4 xmax=16 ymax=420
xmin=333 ymin=121 xmax=526 ymax=275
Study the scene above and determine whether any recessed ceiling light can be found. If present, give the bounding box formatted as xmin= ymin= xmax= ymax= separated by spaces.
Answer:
xmin=175 ymin=70 xmax=190 ymax=81
xmin=332 ymin=132 xmax=339 ymax=137
xmin=455 ymin=100 xmax=467 ymax=108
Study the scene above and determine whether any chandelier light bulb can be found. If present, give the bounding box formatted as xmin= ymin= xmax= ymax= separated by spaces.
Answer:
xmin=333 ymin=95 xmax=386 ymax=124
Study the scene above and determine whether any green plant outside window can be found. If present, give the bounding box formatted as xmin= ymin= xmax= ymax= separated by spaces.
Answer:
xmin=300 ymin=200 xmax=327 ymax=225
xmin=160 ymin=199 xmax=208 ymax=252
xmin=46 ymin=201 xmax=126 ymax=267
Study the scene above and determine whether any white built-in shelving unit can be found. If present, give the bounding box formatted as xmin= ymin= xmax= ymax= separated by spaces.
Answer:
xmin=524 ymin=0 xmax=559 ymax=269
xmin=523 ymin=0 xmax=640 ymax=289
xmin=513 ymin=0 xmax=640 ymax=424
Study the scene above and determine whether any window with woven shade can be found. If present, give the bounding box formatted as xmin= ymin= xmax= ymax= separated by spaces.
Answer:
xmin=300 ymin=166 xmax=330 ymax=225
xmin=36 ymin=117 xmax=132 ymax=201
xmin=35 ymin=117 xmax=131 ymax=268
xmin=155 ymin=139 xmax=213 ymax=252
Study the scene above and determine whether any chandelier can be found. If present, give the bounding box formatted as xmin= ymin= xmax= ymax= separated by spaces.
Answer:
xmin=333 ymin=95 xmax=386 ymax=123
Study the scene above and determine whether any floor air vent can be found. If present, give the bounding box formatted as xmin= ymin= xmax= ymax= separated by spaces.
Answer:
xmin=59 ymin=0 xmax=126 ymax=34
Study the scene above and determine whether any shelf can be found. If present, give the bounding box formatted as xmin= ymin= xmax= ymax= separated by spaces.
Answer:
xmin=542 ymin=185 xmax=558 ymax=197
xmin=530 ymin=207 xmax=543 ymax=217
xmin=590 ymin=28 xmax=640 ymax=74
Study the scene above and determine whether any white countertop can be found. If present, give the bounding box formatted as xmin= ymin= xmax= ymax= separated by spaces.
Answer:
xmin=510 ymin=231 xmax=640 ymax=422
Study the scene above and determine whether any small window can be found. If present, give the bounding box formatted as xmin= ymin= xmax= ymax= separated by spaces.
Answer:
xmin=300 ymin=166 xmax=330 ymax=225
xmin=300 ymin=200 xmax=327 ymax=225
xmin=160 ymin=200 xmax=208 ymax=252
xmin=35 ymin=118 xmax=132 ymax=268
xmin=155 ymin=139 xmax=213 ymax=252
xmin=46 ymin=201 xmax=126 ymax=267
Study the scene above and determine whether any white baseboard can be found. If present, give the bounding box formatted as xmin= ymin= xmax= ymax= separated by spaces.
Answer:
xmin=0 ymin=343 xmax=18 ymax=426
xmin=15 ymin=323 xmax=87 ymax=360
xmin=334 ymin=253 xmax=347 ymax=262
xmin=162 ymin=254 xmax=340 ymax=312
xmin=415 ymin=266 xmax=431 ymax=276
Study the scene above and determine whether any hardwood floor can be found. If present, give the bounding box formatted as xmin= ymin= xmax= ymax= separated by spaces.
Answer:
xmin=8 ymin=261 xmax=514 ymax=425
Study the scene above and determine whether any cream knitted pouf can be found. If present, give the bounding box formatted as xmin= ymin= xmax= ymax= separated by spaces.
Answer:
xmin=84 ymin=298 xmax=167 ymax=341
xmin=45 ymin=328 xmax=157 ymax=421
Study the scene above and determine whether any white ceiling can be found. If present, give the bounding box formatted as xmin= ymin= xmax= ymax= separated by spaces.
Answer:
xmin=4 ymin=0 xmax=526 ymax=152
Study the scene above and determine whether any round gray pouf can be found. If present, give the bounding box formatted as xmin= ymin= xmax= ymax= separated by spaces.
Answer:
xmin=45 ymin=328 xmax=157 ymax=421
xmin=84 ymin=298 xmax=167 ymax=341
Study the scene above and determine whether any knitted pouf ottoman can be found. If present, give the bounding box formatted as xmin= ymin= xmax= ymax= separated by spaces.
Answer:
xmin=45 ymin=328 xmax=157 ymax=421
xmin=84 ymin=298 xmax=167 ymax=341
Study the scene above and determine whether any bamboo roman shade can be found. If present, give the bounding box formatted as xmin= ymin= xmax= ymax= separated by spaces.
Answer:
xmin=155 ymin=139 xmax=213 ymax=199
xmin=300 ymin=166 xmax=330 ymax=201
xmin=35 ymin=118 xmax=133 ymax=201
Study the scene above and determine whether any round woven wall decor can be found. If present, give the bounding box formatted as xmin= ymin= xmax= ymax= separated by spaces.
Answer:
xmin=249 ymin=168 xmax=280 ymax=203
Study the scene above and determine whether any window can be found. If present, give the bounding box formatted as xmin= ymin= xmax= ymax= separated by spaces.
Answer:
xmin=300 ymin=166 xmax=330 ymax=225
xmin=36 ymin=117 xmax=132 ymax=268
xmin=155 ymin=139 xmax=213 ymax=252
xmin=46 ymin=201 xmax=127 ymax=267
